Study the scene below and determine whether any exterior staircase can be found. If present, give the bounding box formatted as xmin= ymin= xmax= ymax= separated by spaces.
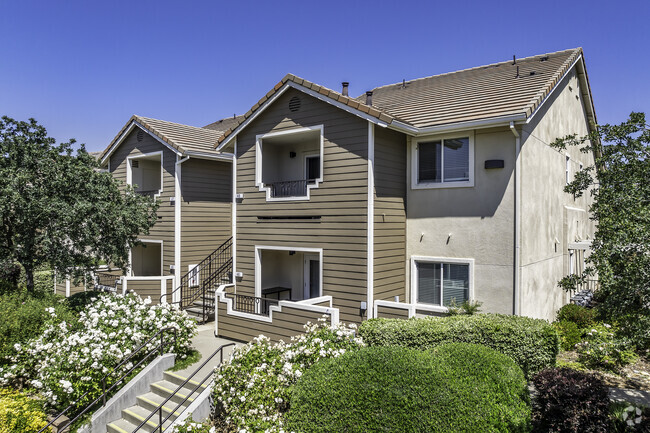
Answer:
xmin=167 ymin=237 xmax=233 ymax=324
xmin=106 ymin=371 xmax=205 ymax=433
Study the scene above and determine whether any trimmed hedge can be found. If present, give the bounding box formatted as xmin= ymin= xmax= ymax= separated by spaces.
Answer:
xmin=358 ymin=314 xmax=559 ymax=377
xmin=285 ymin=343 xmax=531 ymax=433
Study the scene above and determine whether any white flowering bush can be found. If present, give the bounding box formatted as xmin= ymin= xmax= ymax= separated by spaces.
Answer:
xmin=0 ymin=293 xmax=197 ymax=412
xmin=575 ymin=323 xmax=638 ymax=372
xmin=213 ymin=318 xmax=364 ymax=433
xmin=170 ymin=418 xmax=216 ymax=433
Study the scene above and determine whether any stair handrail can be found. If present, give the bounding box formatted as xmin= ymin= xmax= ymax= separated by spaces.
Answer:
xmin=162 ymin=237 xmax=233 ymax=308
xmin=131 ymin=342 xmax=236 ymax=432
xmin=38 ymin=326 xmax=178 ymax=433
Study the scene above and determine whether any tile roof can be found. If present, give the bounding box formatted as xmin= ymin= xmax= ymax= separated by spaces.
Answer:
xmin=203 ymin=115 xmax=245 ymax=133
xmin=100 ymin=115 xmax=227 ymax=163
xmin=215 ymin=48 xmax=586 ymax=146
xmin=215 ymin=74 xmax=394 ymax=145
xmin=362 ymin=48 xmax=583 ymax=128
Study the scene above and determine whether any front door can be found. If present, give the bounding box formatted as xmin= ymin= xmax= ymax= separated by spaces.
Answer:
xmin=303 ymin=254 xmax=320 ymax=300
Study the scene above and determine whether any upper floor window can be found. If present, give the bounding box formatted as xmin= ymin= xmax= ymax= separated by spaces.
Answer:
xmin=256 ymin=125 xmax=324 ymax=201
xmin=412 ymin=134 xmax=474 ymax=188
xmin=127 ymin=151 xmax=163 ymax=197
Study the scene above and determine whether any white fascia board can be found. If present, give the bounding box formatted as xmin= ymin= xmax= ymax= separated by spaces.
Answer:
xmin=101 ymin=120 xmax=183 ymax=165
xmin=216 ymin=81 xmax=392 ymax=151
xmin=391 ymin=113 xmax=528 ymax=138
xmin=184 ymin=151 xmax=234 ymax=162
xmin=287 ymin=82 xmax=389 ymax=128
xmin=526 ymin=55 xmax=581 ymax=125
xmin=216 ymin=85 xmax=291 ymax=151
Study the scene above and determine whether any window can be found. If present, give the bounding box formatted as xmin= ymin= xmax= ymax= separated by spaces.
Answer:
xmin=412 ymin=135 xmax=473 ymax=188
xmin=305 ymin=155 xmax=320 ymax=182
xmin=412 ymin=258 xmax=472 ymax=308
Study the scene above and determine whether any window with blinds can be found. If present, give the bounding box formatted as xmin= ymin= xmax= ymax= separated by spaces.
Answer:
xmin=417 ymin=137 xmax=470 ymax=184
xmin=416 ymin=261 xmax=469 ymax=307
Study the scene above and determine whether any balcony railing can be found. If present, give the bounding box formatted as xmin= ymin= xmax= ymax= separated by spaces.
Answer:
xmin=226 ymin=293 xmax=282 ymax=316
xmin=269 ymin=179 xmax=308 ymax=198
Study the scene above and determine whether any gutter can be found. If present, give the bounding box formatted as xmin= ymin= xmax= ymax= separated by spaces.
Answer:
xmin=174 ymin=155 xmax=191 ymax=291
xmin=510 ymin=122 xmax=521 ymax=316
xmin=389 ymin=113 xmax=527 ymax=136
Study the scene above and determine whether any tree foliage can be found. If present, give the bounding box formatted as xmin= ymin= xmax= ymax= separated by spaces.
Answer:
xmin=0 ymin=116 xmax=158 ymax=292
xmin=551 ymin=112 xmax=650 ymax=350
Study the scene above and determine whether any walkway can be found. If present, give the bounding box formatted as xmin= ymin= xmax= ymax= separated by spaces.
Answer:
xmin=171 ymin=324 xmax=242 ymax=383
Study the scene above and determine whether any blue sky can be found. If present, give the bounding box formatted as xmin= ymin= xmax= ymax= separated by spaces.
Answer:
xmin=1 ymin=0 xmax=648 ymax=152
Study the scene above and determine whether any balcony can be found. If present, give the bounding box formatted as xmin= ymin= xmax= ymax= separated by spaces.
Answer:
xmin=256 ymin=126 xmax=322 ymax=200
xmin=129 ymin=153 xmax=162 ymax=197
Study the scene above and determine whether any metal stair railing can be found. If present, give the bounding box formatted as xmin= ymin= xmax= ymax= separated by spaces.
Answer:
xmin=131 ymin=342 xmax=236 ymax=432
xmin=38 ymin=327 xmax=178 ymax=433
xmin=162 ymin=237 xmax=233 ymax=322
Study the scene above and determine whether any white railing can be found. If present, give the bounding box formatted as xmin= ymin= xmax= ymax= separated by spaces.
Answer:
xmin=215 ymin=284 xmax=339 ymax=335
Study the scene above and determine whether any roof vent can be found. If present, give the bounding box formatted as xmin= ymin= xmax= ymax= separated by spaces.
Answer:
xmin=529 ymin=71 xmax=536 ymax=76
xmin=289 ymin=96 xmax=301 ymax=112
xmin=341 ymin=82 xmax=349 ymax=97
xmin=136 ymin=130 xmax=144 ymax=142
xmin=540 ymin=56 xmax=549 ymax=62
xmin=365 ymin=91 xmax=373 ymax=106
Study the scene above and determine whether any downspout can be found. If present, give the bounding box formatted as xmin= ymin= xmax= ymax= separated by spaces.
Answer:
xmin=174 ymin=155 xmax=190 ymax=292
xmin=510 ymin=122 xmax=521 ymax=316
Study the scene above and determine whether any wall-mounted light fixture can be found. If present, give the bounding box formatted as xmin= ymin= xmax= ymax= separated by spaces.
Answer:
xmin=289 ymin=151 xmax=296 ymax=158
xmin=360 ymin=301 xmax=367 ymax=317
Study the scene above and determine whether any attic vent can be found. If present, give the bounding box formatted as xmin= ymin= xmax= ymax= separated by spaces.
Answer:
xmin=289 ymin=96 xmax=301 ymax=112
xmin=137 ymin=130 xmax=144 ymax=142
xmin=540 ymin=56 xmax=549 ymax=62
xmin=132 ymin=160 xmax=139 ymax=168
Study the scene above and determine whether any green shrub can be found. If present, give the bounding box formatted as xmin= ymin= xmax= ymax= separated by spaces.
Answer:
xmin=610 ymin=402 xmax=649 ymax=432
xmin=575 ymin=323 xmax=637 ymax=372
xmin=359 ymin=314 xmax=559 ymax=377
xmin=554 ymin=320 xmax=584 ymax=351
xmin=285 ymin=343 xmax=531 ymax=433
xmin=0 ymin=291 xmax=76 ymax=366
xmin=213 ymin=320 xmax=363 ymax=432
xmin=0 ymin=388 xmax=51 ymax=432
xmin=65 ymin=290 xmax=105 ymax=313
xmin=531 ymin=368 xmax=610 ymax=433
xmin=556 ymin=303 xmax=596 ymax=329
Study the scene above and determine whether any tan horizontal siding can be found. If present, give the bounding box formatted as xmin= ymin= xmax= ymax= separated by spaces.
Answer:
xmin=376 ymin=305 xmax=410 ymax=320
xmin=110 ymin=129 xmax=176 ymax=275
xmin=373 ymin=127 xmax=407 ymax=303
xmin=235 ymin=88 xmax=368 ymax=325
xmin=126 ymin=279 xmax=163 ymax=304
xmin=181 ymin=158 xmax=232 ymax=271
xmin=216 ymin=300 xmax=333 ymax=342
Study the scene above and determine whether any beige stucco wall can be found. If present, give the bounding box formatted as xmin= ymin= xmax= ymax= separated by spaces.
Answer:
xmin=406 ymin=127 xmax=516 ymax=314
xmin=519 ymin=68 xmax=596 ymax=320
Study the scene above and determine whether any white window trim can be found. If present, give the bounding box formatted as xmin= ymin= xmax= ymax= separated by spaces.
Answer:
xmin=126 ymin=151 xmax=164 ymax=198
xmin=254 ymin=245 xmax=323 ymax=300
xmin=130 ymin=239 xmax=164 ymax=277
xmin=411 ymin=132 xmax=475 ymax=189
xmin=255 ymin=125 xmax=324 ymax=201
xmin=410 ymin=256 xmax=474 ymax=313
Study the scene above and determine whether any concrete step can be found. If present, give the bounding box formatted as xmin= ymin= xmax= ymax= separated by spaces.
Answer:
xmin=163 ymin=371 xmax=208 ymax=390
xmin=121 ymin=404 xmax=173 ymax=432
xmin=106 ymin=417 xmax=141 ymax=433
xmin=150 ymin=380 xmax=198 ymax=406
xmin=136 ymin=391 xmax=188 ymax=421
